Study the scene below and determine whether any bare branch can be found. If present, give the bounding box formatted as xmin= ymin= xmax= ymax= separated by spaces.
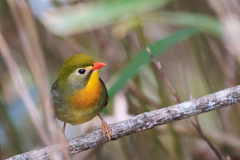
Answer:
xmin=190 ymin=94 xmax=223 ymax=160
xmin=6 ymin=85 xmax=240 ymax=160
xmin=193 ymin=124 xmax=223 ymax=160
xmin=146 ymin=47 xmax=181 ymax=103
xmin=146 ymin=47 xmax=223 ymax=160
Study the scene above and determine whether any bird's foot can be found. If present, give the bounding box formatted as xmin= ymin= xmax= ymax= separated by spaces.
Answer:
xmin=101 ymin=119 xmax=112 ymax=141
xmin=60 ymin=134 xmax=71 ymax=157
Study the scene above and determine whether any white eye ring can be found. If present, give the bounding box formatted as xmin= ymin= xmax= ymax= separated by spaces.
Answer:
xmin=78 ymin=69 xmax=86 ymax=74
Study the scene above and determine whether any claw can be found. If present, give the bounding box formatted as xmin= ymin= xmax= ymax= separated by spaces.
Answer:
xmin=60 ymin=123 xmax=71 ymax=158
xmin=102 ymin=120 xmax=112 ymax=141
xmin=102 ymin=124 xmax=106 ymax=138
xmin=98 ymin=114 xmax=112 ymax=141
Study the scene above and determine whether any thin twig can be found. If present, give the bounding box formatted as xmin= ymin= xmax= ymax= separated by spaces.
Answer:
xmin=146 ymin=47 xmax=223 ymax=160
xmin=189 ymin=95 xmax=223 ymax=160
xmin=159 ymin=123 xmax=240 ymax=151
xmin=6 ymin=84 xmax=240 ymax=160
xmin=146 ymin=47 xmax=181 ymax=103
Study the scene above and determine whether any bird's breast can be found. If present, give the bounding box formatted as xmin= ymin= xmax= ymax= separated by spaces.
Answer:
xmin=69 ymin=71 xmax=102 ymax=109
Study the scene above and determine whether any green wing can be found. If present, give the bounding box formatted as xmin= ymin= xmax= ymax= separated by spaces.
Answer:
xmin=49 ymin=79 xmax=58 ymax=120
xmin=99 ymin=78 xmax=109 ymax=107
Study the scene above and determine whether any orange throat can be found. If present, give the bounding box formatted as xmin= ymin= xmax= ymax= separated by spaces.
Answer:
xmin=70 ymin=70 xmax=102 ymax=109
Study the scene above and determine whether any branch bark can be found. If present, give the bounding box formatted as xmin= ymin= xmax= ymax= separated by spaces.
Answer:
xmin=6 ymin=85 xmax=240 ymax=160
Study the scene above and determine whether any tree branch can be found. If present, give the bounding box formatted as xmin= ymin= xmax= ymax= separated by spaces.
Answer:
xmin=146 ymin=47 xmax=181 ymax=104
xmin=6 ymin=85 xmax=240 ymax=160
xmin=146 ymin=47 xmax=223 ymax=159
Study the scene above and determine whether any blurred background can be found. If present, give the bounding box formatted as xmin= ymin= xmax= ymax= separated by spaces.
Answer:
xmin=0 ymin=0 xmax=240 ymax=159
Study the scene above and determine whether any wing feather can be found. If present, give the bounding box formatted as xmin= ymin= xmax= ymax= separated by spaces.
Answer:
xmin=99 ymin=78 xmax=109 ymax=108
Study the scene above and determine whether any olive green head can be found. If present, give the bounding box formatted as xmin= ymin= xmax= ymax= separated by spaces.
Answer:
xmin=57 ymin=53 xmax=95 ymax=89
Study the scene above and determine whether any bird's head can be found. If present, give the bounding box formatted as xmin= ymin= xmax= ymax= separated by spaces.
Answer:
xmin=57 ymin=53 xmax=105 ymax=89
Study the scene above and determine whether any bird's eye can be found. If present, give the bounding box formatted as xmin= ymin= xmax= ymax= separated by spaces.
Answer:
xmin=78 ymin=69 xmax=86 ymax=74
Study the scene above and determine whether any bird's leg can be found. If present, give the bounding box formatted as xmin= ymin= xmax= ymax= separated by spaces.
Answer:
xmin=98 ymin=114 xmax=112 ymax=141
xmin=60 ymin=122 xmax=71 ymax=157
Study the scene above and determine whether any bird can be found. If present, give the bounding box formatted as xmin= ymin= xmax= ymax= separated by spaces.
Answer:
xmin=50 ymin=53 xmax=112 ymax=156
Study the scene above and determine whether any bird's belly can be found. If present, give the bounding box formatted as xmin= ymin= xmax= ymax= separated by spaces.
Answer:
xmin=56 ymin=79 xmax=104 ymax=124
xmin=55 ymin=103 xmax=102 ymax=125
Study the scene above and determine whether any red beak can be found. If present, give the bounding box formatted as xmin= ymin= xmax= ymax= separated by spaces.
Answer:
xmin=93 ymin=62 xmax=106 ymax=71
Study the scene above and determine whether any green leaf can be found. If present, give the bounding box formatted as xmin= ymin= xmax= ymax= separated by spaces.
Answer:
xmin=40 ymin=0 xmax=171 ymax=36
xmin=113 ymin=12 xmax=222 ymax=38
xmin=108 ymin=28 xmax=200 ymax=97
xmin=142 ymin=12 xmax=222 ymax=37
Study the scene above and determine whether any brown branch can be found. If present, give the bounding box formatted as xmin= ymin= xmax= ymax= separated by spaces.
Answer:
xmin=189 ymin=96 xmax=223 ymax=160
xmin=146 ymin=47 xmax=223 ymax=160
xmin=146 ymin=47 xmax=181 ymax=104
xmin=190 ymin=121 xmax=223 ymax=160
xmin=6 ymin=85 xmax=240 ymax=160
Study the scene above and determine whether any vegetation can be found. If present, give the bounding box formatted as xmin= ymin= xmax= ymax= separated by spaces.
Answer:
xmin=0 ymin=0 xmax=240 ymax=159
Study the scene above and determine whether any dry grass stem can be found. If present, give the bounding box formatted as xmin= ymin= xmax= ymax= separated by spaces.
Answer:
xmin=0 ymin=31 xmax=50 ymax=146
xmin=7 ymin=0 xmax=61 ymax=152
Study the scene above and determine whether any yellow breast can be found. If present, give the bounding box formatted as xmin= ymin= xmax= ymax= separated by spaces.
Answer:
xmin=69 ymin=70 xmax=102 ymax=109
